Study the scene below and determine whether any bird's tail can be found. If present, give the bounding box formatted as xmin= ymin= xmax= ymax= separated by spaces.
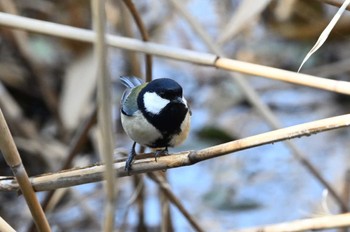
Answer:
xmin=120 ymin=76 xmax=144 ymax=88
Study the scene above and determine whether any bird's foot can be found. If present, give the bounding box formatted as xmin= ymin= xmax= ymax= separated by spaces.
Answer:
xmin=154 ymin=147 xmax=168 ymax=162
xmin=125 ymin=142 xmax=137 ymax=174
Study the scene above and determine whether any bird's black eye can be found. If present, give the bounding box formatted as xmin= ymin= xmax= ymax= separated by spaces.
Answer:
xmin=158 ymin=91 xmax=167 ymax=98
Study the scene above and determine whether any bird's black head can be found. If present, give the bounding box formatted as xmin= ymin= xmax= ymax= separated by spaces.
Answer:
xmin=137 ymin=78 xmax=189 ymax=147
xmin=142 ymin=78 xmax=183 ymax=100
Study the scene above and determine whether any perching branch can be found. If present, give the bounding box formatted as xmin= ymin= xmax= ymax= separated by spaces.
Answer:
xmin=0 ymin=12 xmax=350 ymax=95
xmin=1 ymin=113 xmax=350 ymax=192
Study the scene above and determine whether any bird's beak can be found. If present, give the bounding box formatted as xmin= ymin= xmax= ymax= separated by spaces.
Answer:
xmin=173 ymin=97 xmax=187 ymax=106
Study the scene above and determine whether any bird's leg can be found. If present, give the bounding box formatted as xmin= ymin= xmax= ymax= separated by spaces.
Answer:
xmin=154 ymin=147 xmax=168 ymax=162
xmin=125 ymin=142 xmax=137 ymax=172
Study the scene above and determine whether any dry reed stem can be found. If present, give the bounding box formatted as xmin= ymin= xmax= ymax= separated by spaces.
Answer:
xmin=215 ymin=58 xmax=350 ymax=95
xmin=1 ymin=113 xmax=350 ymax=192
xmin=117 ymin=1 xmax=142 ymax=77
xmin=91 ymin=0 xmax=116 ymax=231
xmin=148 ymin=172 xmax=204 ymax=232
xmin=234 ymin=213 xmax=350 ymax=232
xmin=0 ymin=109 xmax=50 ymax=231
xmin=122 ymin=0 xmax=153 ymax=81
xmin=0 ymin=217 xmax=16 ymax=232
xmin=341 ymin=170 xmax=350 ymax=213
xmin=170 ymin=0 xmax=348 ymax=211
xmin=0 ymin=13 xmax=350 ymax=95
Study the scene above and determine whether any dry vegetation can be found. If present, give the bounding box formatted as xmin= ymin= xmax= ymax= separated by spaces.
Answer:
xmin=0 ymin=0 xmax=350 ymax=231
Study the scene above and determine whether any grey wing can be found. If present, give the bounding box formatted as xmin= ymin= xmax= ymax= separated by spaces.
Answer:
xmin=121 ymin=84 xmax=144 ymax=116
xmin=120 ymin=76 xmax=144 ymax=88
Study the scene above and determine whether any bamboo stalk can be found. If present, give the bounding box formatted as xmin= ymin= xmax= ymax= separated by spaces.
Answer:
xmin=0 ymin=13 xmax=350 ymax=95
xmin=91 ymin=0 xmax=117 ymax=231
xmin=0 ymin=109 xmax=51 ymax=231
xmin=234 ymin=213 xmax=350 ymax=232
xmin=1 ymin=113 xmax=350 ymax=192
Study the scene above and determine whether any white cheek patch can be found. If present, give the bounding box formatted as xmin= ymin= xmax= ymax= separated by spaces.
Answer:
xmin=144 ymin=92 xmax=170 ymax=114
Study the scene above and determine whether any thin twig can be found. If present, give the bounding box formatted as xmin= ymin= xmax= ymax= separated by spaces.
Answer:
xmin=339 ymin=191 xmax=350 ymax=232
xmin=132 ymin=175 xmax=147 ymax=231
xmin=148 ymin=172 xmax=204 ymax=232
xmin=122 ymin=0 xmax=153 ymax=81
xmin=234 ymin=213 xmax=350 ymax=232
xmin=158 ymin=172 xmax=174 ymax=232
xmin=1 ymin=113 xmax=350 ymax=192
xmin=0 ymin=109 xmax=50 ymax=231
xmin=341 ymin=169 xmax=350 ymax=213
xmin=91 ymin=0 xmax=117 ymax=231
xmin=1 ymin=13 xmax=350 ymax=95
xmin=117 ymin=1 xmax=142 ymax=77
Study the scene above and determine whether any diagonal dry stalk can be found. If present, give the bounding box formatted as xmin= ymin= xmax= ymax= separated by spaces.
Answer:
xmin=234 ymin=212 xmax=350 ymax=232
xmin=147 ymin=172 xmax=204 ymax=232
xmin=0 ymin=12 xmax=350 ymax=95
xmin=0 ymin=109 xmax=50 ymax=231
xmin=122 ymin=0 xmax=152 ymax=82
xmin=91 ymin=0 xmax=116 ymax=231
xmin=1 ymin=113 xmax=350 ymax=192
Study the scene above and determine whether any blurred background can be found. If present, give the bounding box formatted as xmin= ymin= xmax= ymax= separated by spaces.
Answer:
xmin=1 ymin=0 xmax=350 ymax=231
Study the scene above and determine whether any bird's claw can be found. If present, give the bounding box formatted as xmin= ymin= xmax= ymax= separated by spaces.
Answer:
xmin=125 ymin=145 xmax=169 ymax=173
xmin=154 ymin=147 xmax=168 ymax=162
xmin=125 ymin=142 xmax=137 ymax=174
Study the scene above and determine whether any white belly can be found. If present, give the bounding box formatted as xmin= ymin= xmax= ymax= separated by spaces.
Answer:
xmin=121 ymin=110 xmax=191 ymax=148
xmin=121 ymin=111 xmax=162 ymax=147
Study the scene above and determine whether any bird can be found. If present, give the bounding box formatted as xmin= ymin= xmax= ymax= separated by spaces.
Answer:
xmin=120 ymin=76 xmax=191 ymax=172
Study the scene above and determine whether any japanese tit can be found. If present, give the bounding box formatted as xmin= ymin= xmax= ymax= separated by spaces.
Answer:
xmin=120 ymin=76 xmax=191 ymax=171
